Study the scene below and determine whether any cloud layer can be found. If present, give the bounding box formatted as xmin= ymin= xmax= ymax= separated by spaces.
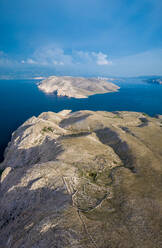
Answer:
xmin=21 ymin=46 xmax=112 ymax=68
xmin=0 ymin=46 xmax=162 ymax=78
xmin=0 ymin=0 xmax=162 ymax=77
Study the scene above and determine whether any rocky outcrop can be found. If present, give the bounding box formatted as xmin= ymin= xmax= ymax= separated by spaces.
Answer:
xmin=0 ymin=110 xmax=162 ymax=248
xmin=146 ymin=78 xmax=162 ymax=85
xmin=38 ymin=76 xmax=119 ymax=98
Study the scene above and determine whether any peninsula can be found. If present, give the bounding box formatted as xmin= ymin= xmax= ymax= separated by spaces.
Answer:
xmin=38 ymin=75 xmax=119 ymax=98
xmin=0 ymin=110 xmax=162 ymax=247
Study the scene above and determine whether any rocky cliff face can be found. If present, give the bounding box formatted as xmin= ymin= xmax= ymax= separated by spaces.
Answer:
xmin=0 ymin=110 xmax=162 ymax=248
xmin=38 ymin=76 xmax=119 ymax=98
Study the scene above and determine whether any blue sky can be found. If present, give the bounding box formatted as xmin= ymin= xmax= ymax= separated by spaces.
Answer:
xmin=0 ymin=0 xmax=162 ymax=78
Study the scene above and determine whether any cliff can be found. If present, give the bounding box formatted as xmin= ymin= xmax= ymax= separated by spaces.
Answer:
xmin=0 ymin=110 xmax=162 ymax=247
xmin=38 ymin=76 xmax=119 ymax=98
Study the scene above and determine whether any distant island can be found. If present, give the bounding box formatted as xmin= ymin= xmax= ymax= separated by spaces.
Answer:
xmin=33 ymin=76 xmax=46 ymax=80
xmin=38 ymin=75 xmax=119 ymax=98
xmin=145 ymin=77 xmax=162 ymax=85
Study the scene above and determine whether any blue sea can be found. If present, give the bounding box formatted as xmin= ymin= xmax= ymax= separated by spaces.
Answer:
xmin=0 ymin=78 xmax=162 ymax=162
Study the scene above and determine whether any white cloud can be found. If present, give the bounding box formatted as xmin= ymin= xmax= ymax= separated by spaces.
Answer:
xmin=0 ymin=47 xmax=114 ymax=78
xmin=22 ymin=46 xmax=112 ymax=68
xmin=29 ymin=46 xmax=72 ymax=66
xmin=74 ymin=50 xmax=112 ymax=66
xmin=26 ymin=58 xmax=37 ymax=64
xmin=74 ymin=51 xmax=93 ymax=63
xmin=22 ymin=58 xmax=37 ymax=65
xmin=92 ymin=52 xmax=112 ymax=65
xmin=20 ymin=47 xmax=162 ymax=77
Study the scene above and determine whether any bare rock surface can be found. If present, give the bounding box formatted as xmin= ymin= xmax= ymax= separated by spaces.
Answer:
xmin=38 ymin=76 xmax=119 ymax=98
xmin=0 ymin=110 xmax=162 ymax=247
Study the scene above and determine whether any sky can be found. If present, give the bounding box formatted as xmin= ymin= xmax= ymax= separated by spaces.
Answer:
xmin=0 ymin=0 xmax=162 ymax=78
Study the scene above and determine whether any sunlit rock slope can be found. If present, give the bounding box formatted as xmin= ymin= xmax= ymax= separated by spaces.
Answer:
xmin=38 ymin=76 xmax=119 ymax=98
xmin=0 ymin=110 xmax=162 ymax=248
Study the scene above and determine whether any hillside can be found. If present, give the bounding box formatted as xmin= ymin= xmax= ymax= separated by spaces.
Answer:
xmin=38 ymin=76 xmax=119 ymax=98
xmin=0 ymin=110 xmax=162 ymax=247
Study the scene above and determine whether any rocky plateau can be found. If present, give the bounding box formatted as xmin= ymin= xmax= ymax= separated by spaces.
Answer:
xmin=0 ymin=110 xmax=162 ymax=247
xmin=38 ymin=76 xmax=119 ymax=98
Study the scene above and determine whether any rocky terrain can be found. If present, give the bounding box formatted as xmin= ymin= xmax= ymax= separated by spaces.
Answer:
xmin=38 ymin=76 xmax=119 ymax=98
xmin=146 ymin=77 xmax=162 ymax=85
xmin=0 ymin=110 xmax=162 ymax=247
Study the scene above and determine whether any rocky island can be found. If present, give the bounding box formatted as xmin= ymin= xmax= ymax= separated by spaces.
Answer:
xmin=146 ymin=77 xmax=162 ymax=85
xmin=38 ymin=76 xmax=119 ymax=98
xmin=0 ymin=110 xmax=162 ymax=247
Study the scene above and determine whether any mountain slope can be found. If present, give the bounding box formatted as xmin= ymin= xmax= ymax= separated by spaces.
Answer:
xmin=0 ymin=110 xmax=162 ymax=248
xmin=38 ymin=76 xmax=119 ymax=98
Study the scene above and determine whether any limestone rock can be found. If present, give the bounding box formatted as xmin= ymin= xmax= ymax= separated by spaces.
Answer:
xmin=0 ymin=110 xmax=162 ymax=248
xmin=38 ymin=76 xmax=119 ymax=98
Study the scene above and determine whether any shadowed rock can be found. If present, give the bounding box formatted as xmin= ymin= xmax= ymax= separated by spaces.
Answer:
xmin=95 ymin=128 xmax=136 ymax=172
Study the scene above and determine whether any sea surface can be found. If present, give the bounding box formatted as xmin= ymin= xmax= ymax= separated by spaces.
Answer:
xmin=0 ymin=78 xmax=162 ymax=162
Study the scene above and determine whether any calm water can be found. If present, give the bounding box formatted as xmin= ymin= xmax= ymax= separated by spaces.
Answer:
xmin=0 ymin=78 xmax=162 ymax=162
